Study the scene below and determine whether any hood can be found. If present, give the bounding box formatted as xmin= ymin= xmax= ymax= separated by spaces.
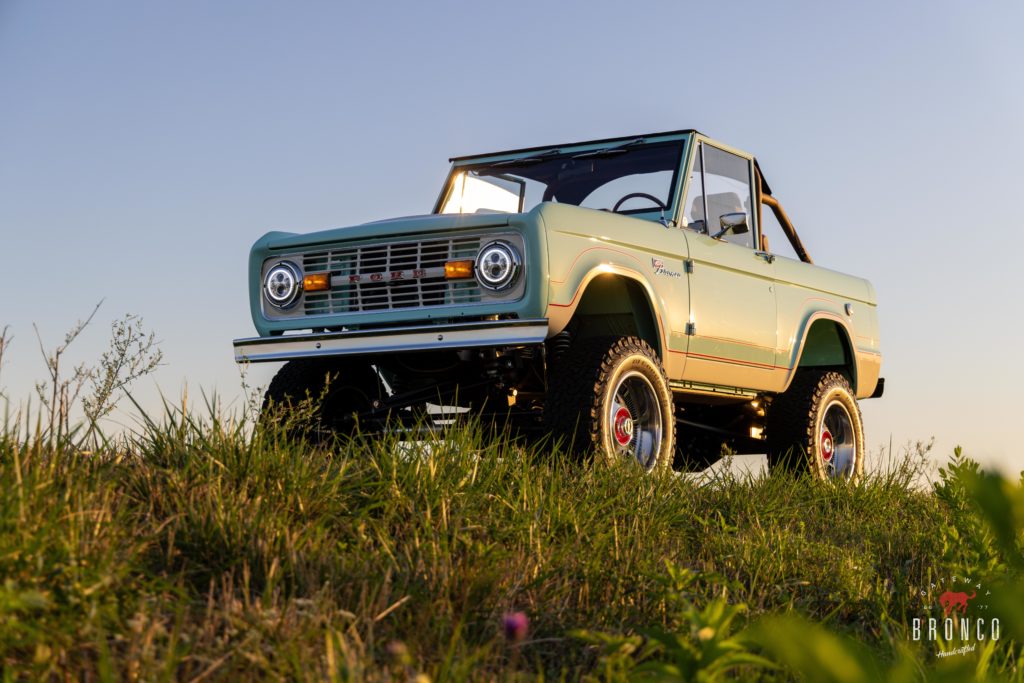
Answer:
xmin=265 ymin=212 xmax=513 ymax=251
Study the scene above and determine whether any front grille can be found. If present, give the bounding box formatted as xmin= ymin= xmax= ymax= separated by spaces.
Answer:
xmin=301 ymin=236 xmax=482 ymax=315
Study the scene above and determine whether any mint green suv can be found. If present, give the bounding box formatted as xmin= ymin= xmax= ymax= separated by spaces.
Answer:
xmin=234 ymin=130 xmax=883 ymax=479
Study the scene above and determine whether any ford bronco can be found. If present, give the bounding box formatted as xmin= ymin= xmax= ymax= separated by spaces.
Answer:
xmin=234 ymin=130 xmax=883 ymax=479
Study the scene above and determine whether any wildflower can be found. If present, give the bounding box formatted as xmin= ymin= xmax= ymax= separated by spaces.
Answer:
xmin=502 ymin=611 xmax=529 ymax=642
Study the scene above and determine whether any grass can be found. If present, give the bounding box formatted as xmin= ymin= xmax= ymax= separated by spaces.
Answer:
xmin=0 ymin=402 xmax=1021 ymax=681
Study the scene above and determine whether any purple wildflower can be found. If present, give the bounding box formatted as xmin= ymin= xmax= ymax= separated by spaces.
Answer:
xmin=502 ymin=611 xmax=529 ymax=642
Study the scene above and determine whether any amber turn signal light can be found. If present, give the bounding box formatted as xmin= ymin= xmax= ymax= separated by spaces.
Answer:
xmin=303 ymin=273 xmax=331 ymax=291
xmin=444 ymin=260 xmax=475 ymax=280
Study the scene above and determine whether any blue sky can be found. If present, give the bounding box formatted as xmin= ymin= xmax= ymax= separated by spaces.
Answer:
xmin=1 ymin=1 xmax=1021 ymax=472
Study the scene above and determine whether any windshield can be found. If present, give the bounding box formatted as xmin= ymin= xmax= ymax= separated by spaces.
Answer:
xmin=438 ymin=140 xmax=685 ymax=217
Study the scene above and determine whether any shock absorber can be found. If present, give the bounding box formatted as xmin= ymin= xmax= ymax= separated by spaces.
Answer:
xmin=549 ymin=330 xmax=572 ymax=361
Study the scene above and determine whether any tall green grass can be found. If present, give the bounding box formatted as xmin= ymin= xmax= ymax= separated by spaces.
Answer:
xmin=0 ymin=402 xmax=1021 ymax=680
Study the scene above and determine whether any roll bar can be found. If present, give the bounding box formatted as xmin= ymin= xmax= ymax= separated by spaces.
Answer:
xmin=755 ymin=164 xmax=813 ymax=265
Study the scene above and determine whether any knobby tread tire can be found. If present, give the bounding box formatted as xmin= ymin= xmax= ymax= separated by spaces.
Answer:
xmin=767 ymin=369 xmax=864 ymax=480
xmin=546 ymin=335 xmax=674 ymax=469
xmin=262 ymin=358 xmax=384 ymax=439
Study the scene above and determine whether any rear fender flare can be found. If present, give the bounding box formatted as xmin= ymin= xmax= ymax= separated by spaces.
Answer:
xmin=783 ymin=312 xmax=858 ymax=394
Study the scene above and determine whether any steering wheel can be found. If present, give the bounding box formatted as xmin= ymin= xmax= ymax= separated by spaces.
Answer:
xmin=612 ymin=192 xmax=666 ymax=213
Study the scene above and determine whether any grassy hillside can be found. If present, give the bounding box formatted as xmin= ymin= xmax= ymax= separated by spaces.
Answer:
xmin=1 ymin=405 xmax=1022 ymax=680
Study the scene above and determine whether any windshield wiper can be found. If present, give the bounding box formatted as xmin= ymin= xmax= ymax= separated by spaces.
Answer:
xmin=492 ymin=149 xmax=562 ymax=167
xmin=572 ymin=137 xmax=645 ymax=159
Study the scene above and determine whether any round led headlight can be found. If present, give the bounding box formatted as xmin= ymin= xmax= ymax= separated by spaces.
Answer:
xmin=475 ymin=241 xmax=521 ymax=291
xmin=263 ymin=261 xmax=302 ymax=308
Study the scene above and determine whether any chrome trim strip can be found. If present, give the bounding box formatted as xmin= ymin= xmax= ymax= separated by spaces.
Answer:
xmin=233 ymin=319 xmax=549 ymax=363
xmin=668 ymin=380 xmax=757 ymax=399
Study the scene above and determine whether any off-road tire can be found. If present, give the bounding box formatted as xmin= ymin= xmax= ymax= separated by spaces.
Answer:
xmin=767 ymin=369 xmax=864 ymax=481
xmin=546 ymin=336 xmax=674 ymax=470
xmin=261 ymin=358 xmax=385 ymax=440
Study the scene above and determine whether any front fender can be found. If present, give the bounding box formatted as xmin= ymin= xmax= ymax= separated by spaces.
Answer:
xmin=537 ymin=204 xmax=690 ymax=367
xmin=546 ymin=264 xmax=668 ymax=356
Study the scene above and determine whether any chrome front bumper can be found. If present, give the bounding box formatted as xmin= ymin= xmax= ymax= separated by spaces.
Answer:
xmin=233 ymin=318 xmax=549 ymax=363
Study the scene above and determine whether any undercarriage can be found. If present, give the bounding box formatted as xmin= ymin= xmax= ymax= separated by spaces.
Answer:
xmin=263 ymin=339 xmax=770 ymax=471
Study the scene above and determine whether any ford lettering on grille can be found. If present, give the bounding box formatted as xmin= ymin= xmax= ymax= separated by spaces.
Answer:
xmin=343 ymin=267 xmax=443 ymax=285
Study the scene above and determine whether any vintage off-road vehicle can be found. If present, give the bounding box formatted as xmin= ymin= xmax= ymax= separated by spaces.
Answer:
xmin=234 ymin=130 xmax=883 ymax=479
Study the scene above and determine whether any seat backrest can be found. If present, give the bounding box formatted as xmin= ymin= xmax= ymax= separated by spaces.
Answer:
xmin=705 ymin=192 xmax=744 ymax=230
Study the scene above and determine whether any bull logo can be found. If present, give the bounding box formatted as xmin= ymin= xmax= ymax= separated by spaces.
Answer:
xmin=939 ymin=590 xmax=976 ymax=616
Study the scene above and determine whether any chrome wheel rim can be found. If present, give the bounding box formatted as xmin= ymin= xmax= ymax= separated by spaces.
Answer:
xmin=608 ymin=370 xmax=662 ymax=469
xmin=819 ymin=399 xmax=856 ymax=478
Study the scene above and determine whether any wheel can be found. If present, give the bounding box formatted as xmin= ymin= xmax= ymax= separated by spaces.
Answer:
xmin=261 ymin=358 xmax=385 ymax=439
xmin=546 ymin=336 xmax=674 ymax=470
xmin=767 ymin=370 xmax=864 ymax=481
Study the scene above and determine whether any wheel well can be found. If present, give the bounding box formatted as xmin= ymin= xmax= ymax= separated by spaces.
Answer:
xmin=796 ymin=319 xmax=857 ymax=391
xmin=567 ymin=274 xmax=662 ymax=358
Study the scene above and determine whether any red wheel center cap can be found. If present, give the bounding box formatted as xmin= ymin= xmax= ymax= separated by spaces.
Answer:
xmin=820 ymin=429 xmax=834 ymax=461
xmin=614 ymin=407 xmax=634 ymax=446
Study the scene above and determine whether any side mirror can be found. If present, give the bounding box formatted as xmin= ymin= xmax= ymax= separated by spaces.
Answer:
xmin=712 ymin=212 xmax=749 ymax=239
